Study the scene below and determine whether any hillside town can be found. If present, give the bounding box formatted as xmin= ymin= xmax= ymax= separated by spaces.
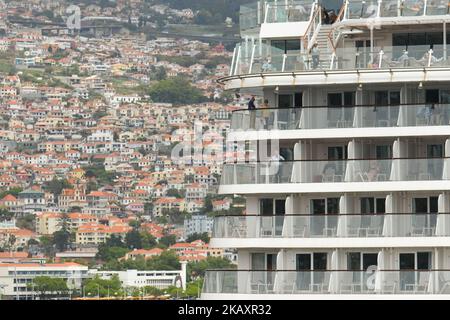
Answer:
xmin=0 ymin=0 xmax=245 ymax=300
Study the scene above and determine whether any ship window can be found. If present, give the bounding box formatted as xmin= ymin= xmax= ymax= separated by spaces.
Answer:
xmin=413 ymin=197 xmax=438 ymax=213
xmin=360 ymin=197 xmax=386 ymax=214
xmin=374 ymin=91 xmax=400 ymax=106
xmin=260 ymin=198 xmax=285 ymax=215
xmin=271 ymin=39 xmax=301 ymax=55
xmin=425 ymin=89 xmax=440 ymax=104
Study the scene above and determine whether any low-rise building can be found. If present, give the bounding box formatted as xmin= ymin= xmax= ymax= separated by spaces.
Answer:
xmin=89 ymin=262 xmax=187 ymax=290
xmin=0 ymin=262 xmax=89 ymax=300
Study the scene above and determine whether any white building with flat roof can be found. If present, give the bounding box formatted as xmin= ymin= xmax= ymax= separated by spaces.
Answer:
xmin=90 ymin=261 xmax=187 ymax=291
xmin=0 ymin=263 xmax=89 ymax=300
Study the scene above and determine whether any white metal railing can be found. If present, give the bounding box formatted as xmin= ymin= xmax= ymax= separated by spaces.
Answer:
xmin=343 ymin=0 xmax=450 ymax=20
xmin=212 ymin=213 xmax=450 ymax=239
xmin=203 ymin=270 xmax=450 ymax=295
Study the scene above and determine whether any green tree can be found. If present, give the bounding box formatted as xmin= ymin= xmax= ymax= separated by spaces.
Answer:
xmin=141 ymin=232 xmax=157 ymax=249
xmin=0 ymin=208 xmax=13 ymax=222
xmin=146 ymin=250 xmax=180 ymax=270
xmin=43 ymin=178 xmax=73 ymax=196
xmin=125 ymin=229 xmax=142 ymax=249
xmin=166 ymin=189 xmax=185 ymax=198
xmin=186 ymin=232 xmax=210 ymax=244
xmin=148 ymin=77 xmax=206 ymax=105
xmin=39 ymin=235 xmax=54 ymax=257
xmin=158 ymin=234 xmax=176 ymax=248
xmin=0 ymin=187 xmax=22 ymax=198
xmin=30 ymin=276 xmax=69 ymax=300
xmin=150 ymin=66 xmax=167 ymax=81
xmin=188 ymin=257 xmax=235 ymax=279
xmin=83 ymin=274 xmax=123 ymax=298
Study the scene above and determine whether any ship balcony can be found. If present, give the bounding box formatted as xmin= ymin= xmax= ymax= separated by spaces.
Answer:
xmin=229 ymin=103 xmax=450 ymax=134
xmin=202 ymin=270 xmax=450 ymax=296
xmin=219 ymin=158 xmax=450 ymax=194
xmin=211 ymin=213 xmax=450 ymax=240
xmin=225 ymin=44 xmax=450 ymax=90
xmin=342 ymin=0 xmax=450 ymax=24
xmin=230 ymin=43 xmax=450 ymax=77
xmin=239 ymin=0 xmax=318 ymax=35
xmin=221 ymin=158 xmax=449 ymax=185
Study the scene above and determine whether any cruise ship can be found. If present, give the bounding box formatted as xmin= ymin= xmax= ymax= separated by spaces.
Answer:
xmin=202 ymin=0 xmax=450 ymax=299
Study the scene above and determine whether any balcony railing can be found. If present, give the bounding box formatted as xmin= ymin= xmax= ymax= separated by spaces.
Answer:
xmin=228 ymin=44 xmax=450 ymax=77
xmin=221 ymin=158 xmax=450 ymax=185
xmin=212 ymin=213 xmax=450 ymax=238
xmin=203 ymin=270 xmax=450 ymax=294
xmin=264 ymin=1 xmax=315 ymax=23
xmin=238 ymin=0 xmax=317 ymax=32
xmin=344 ymin=0 xmax=450 ymax=20
xmin=240 ymin=2 xmax=262 ymax=31
xmin=230 ymin=103 xmax=450 ymax=132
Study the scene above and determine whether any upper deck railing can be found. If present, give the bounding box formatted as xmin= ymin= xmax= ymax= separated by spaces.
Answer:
xmin=343 ymin=0 xmax=450 ymax=21
xmin=239 ymin=0 xmax=318 ymax=32
xmin=228 ymin=44 xmax=450 ymax=77
xmin=264 ymin=1 xmax=315 ymax=23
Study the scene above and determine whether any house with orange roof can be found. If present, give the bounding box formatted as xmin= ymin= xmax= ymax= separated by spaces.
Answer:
xmin=36 ymin=212 xmax=98 ymax=235
xmin=122 ymin=248 xmax=163 ymax=261
xmin=0 ymin=228 xmax=37 ymax=250
xmin=152 ymin=197 xmax=185 ymax=216
xmin=0 ymin=194 xmax=20 ymax=213
xmin=76 ymin=223 xmax=131 ymax=245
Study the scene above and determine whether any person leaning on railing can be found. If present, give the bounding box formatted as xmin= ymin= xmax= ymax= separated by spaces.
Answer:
xmin=248 ymin=95 xmax=257 ymax=129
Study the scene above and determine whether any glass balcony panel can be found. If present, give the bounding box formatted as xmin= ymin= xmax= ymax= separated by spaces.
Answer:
xmin=203 ymin=271 xmax=448 ymax=294
xmin=380 ymin=0 xmax=400 ymax=17
xmin=426 ymin=0 xmax=450 ymax=15
xmin=401 ymin=158 xmax=444 ymax=181
xmin=240 ymin=2 xmax=260 ymax=31
xmin=391 ymin=214 xmax=437 ymax=237
xmin=265 ymin=1 xmax=313 ymax=23
xmin=220 ymin=158 xmax=450 ymax=185
xmin=402 ymin=104 xmax=450 ymax=126
xmin=326 ymin=106 xmax=354 ymax=128
xmin=285 ymin=54 xmax=309 ymax=72
xmin=304 ymin=160 xmax=348 ymax=183
xmin=402 ymin=0 xmax=426 ymax=16
xmin=346 ymin=0 xmax=364 ymax=19
xmin=361 ymin=0 xmax=379 ymax=18
xmin=338 ymin=271 xmax=376 ymax=293
xmin=230 ymin=44 xmax=450 ymax=76
xmin=213 ymin=214 xmax=450 ymax=239
xmin=230 ymin=104 xmax=450 ymax=132
xmin=350 ymin=159 xmax=392 ymax=182
xmin=358 ymin=105 xmax=400 ymax=128
xmin=344 ymin=214 xmax=385 ymax=237
xmin=285 ymin=271 xmax=331 ymax=293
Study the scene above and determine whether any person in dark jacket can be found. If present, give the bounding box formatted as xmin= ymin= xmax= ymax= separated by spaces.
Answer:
xmin=248 ymin=96 xmax=256 ymax=110
xmin=248 ymin=96 xmax=257 ymax=129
